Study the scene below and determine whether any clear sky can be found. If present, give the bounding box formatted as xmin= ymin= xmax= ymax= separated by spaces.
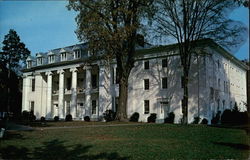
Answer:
xmin=0 ymin=1 xmax=249 ymax=60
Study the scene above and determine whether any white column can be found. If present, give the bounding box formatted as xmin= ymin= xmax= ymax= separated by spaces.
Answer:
xmin=57 ymin=70 xmax=65 ymax=119
xmin=22 ymin=76 xmax=29 ymax=111
xmin=70 ymin=68 xmax=78 ymax=118
xmin=46 ymin=71 xmax=53 ymax=119
xmin=85 ymin=66 xmax=92 ymax=117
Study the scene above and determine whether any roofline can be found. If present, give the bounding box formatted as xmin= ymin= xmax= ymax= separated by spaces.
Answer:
xmin=23 ymin=39 xmax=247 ymax=72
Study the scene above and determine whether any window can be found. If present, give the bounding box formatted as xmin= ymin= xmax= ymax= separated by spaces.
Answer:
xmin=222 ymin=100 xmax=225 ymax=110
xmin=32 ymin=79 xmax=35 ymax=91
xmin=144 ymin=60 xmax=149 ymax=70
xmin=30 ymin=101 xmax=34 ymax=113
xmin=61 ymin=52 xmax=67 ymax=61
xmin=217 ymin=60 xmax=220 ymax=69
xmin=218 ymin=78 xmax=220 ymax=89
xmin=210 ymin=87 xmax=214 ymax=99
xmin=162 ymin=58 xmax=168 ymax=68
xmin=74 ymin=50 xmax=81 ymax=59
xmin=67 ymin=78 xmax=71 ymax=90
xmin=224 ymin=81 xmax=226 ymax=92
xmin=92 ymin=100 xmax=97 ymax=114
xmin=144 ymin=100 xmax=149 ymax=114
xmin=48 ymin=55 xmax=55 ymax=63
xmin=162 ymin=77 xmax=167 ymax=89
xmin=144 ymin=79 xmax=149 ymax=90
xmin=37 ymin=58 xmax=43 ymax=65
xmin=112 ymin=67 xmax=119 ymax=84
xmin=112 ymin=67 xmax=115 ymax=84
xmin=217 ymin=99 xmax=220 ymax=111
xmin=27 ymin=61 xmax=32 ymax=68
xmin=92 ymin=74 xmax=97 ymax=88
xmin=181 ymin=76 xmax=184 ymax=88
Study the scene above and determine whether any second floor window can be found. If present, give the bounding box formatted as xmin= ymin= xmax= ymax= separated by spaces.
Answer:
xmin=92 ymin=74 xmax=97 ymax=88
xmin=162 ymin=77 xmax=168 ymax=89
xmin=162 ymin=58 xmax=168 ymax=68
xmin=144 ymin=79 xmax=149 ymax=90
xmin=144 ymin=60 xmax=149 ymax=70
xmin=32 ymin=79 xmax=35 ymax=91
xmin=61 ymin=52 xmax=67 ymax=61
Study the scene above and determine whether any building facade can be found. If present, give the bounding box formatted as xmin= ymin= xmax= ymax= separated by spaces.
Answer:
xmin=22 ymin=40 xmax=248 ymax=123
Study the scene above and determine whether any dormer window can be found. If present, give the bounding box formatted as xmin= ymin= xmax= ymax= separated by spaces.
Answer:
xmin=61 ymin=52 xmax=67 ymax=61
xmin=27 ymin=61 xmax=32 ymax=68
xmin=48 ymin=55 xmax=55 ymax=63
xmin=37 ymin=57 xmax=43 ymax=65
xmin=74 ymin=50 xmax=81 ymax=59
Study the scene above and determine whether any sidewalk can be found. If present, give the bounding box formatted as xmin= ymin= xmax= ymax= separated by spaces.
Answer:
xmin=36 ymin=123 xmax=147 ymax=130
xmin=4 ymin=122 xmax=34 ymax=131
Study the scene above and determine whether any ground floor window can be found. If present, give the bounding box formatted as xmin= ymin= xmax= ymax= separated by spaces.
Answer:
xmin=77 ymin=103 xmax=83 ymax=117
xmin=92 ymin=100 xmax=97 ymax=114
xmin=30 ymin=101 xmax=34 ymax=113
xmin=144 ymin=100 xmax=149 ymax=114
xmin=66 ymin=101 xmax=70 ymax=115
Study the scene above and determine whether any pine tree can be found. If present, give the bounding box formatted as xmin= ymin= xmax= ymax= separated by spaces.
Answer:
xmin=0 ymin=29 xmax=30 ymax=114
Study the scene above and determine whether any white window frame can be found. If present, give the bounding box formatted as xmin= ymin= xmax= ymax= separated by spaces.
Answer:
xmin=37 ymin=58 xmax=43 ymax=65
xmin=61 ymin=52 xmax=67 ymax=61
xmin=27 ymin=61 xmax=32 ymax=68
xmin=74 ymin=50 xmax=81 ymax=59
xmin=48 ymin=55 xmax=55 ymax=63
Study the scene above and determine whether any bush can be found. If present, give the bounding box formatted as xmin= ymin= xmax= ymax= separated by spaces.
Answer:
xmin=103 ymin=110 xmax=116 ymax=122
xmin=239 ymin=112 xmax=248 ymax=124
xmin=201 ymin=118 xmax=208 ymax=124
xmin=164 ymin=112 xmax=175 ymax=123
xmin=221 ymin=108 xmax=249 ymax=125
xmin=147 ymin=113 xmax=157 ymax=123
xmin=54 ymin=116 xmax=59 ymax=122
xmin=65 ymin=114 xmax=72 ymax=121
xmin=192 ymin=116 xmax=200 ymax=124
xmin=130 ymin=112 xmax=140 ymax=122
xmin=22 ymin=111 xmax=29 ymax=121
xmin=21 ymin=111 xmax=36 ymax=122
xmin=211 ymin=111 xmax=221 ymax=124
xmin=30 ymin=115 xmax=36 ymax=121
xmin=40 ymin=116 xmax=46 ymax=122
xmin=84 ymin=116 xmax=90 ymax=122
xmin=221 ymin=109 xmax=232 ymax=124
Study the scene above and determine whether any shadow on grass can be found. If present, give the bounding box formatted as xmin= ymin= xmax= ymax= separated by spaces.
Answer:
xmin=3 ymin=131 xmax=26 ymax=140
xmin=0 ymin=139 xmax=129 ymax=160
xmin=213 ymin=142 xmax=250 ymax=151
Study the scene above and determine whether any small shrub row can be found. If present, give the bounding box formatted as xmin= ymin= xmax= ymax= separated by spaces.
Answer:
xmin=103 ymin=110 xmax=116 ymax=122
xmin=165 ymin=112 xmax=175 ymax=123
xmin=147 ymin=113 xmax=157 ymax=123
xmin=22 ymin=111 xmax=36 ymax=122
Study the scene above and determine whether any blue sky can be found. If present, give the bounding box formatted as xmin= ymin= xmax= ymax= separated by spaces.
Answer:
xmin=0 ymin=1 xmax=249 ymax=60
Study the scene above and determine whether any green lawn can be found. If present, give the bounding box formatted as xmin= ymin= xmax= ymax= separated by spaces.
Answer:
xmin=0 ymin=123 xmax=249 ymax=159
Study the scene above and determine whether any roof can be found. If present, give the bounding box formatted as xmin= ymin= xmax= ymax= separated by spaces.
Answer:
xmin=22 ymin=39 xmax=248 ymax=72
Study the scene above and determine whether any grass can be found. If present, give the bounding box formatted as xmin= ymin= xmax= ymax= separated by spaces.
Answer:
xmin=0 ymin=123 xmax=249 ymax=159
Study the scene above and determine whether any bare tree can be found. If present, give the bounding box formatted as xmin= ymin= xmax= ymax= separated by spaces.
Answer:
xmin=67 ymin=0 xmax=154 ymax=121
xmin=154 ymin=0 xmax=247 ymax=124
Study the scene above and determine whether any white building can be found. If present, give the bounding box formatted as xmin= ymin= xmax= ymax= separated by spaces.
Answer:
xmin=22 ymin=40 xmax=247 ymax=123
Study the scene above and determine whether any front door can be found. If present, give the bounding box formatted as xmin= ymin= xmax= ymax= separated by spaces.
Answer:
xmin=158 ymin=101 xmax=169 ymax=119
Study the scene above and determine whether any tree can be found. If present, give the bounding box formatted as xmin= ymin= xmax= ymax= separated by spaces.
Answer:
xmin=67 ymin=0 xmax=154 ymax=121
xmin=154 ymin=0 xmax=247 ymax=124
xmin=0 ymin=29 xmax=30 ymax=114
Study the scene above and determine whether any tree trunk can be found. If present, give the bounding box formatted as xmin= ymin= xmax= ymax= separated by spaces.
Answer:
xmin=116 ymin=77 xmax=128 ymax=121
xmin=182 ymin=69 xmax=189 ymax=124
